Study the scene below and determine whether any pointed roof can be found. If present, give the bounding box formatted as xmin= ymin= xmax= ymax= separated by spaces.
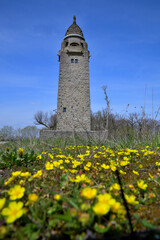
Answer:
xmin=64 ymin=16 xmax=84 ymax=39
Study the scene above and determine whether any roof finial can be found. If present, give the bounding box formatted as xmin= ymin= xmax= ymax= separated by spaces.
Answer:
xmin=73 ymin=15 xmax=76 ymax=24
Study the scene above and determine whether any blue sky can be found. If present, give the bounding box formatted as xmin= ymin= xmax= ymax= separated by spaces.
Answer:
xmin=0 ymin=0 xmax=160 ymax=128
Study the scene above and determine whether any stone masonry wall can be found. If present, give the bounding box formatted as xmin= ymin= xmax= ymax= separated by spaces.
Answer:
xmin=56 ymin=37 xmax=91 ymax=131
xmin=40 ymin=130 xmax=108 ymax=142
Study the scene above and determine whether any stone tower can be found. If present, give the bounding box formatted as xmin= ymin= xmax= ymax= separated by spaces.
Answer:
xmin=56 ymin=16 xmax=91 ymax=131
xmin=40 ymin=16 xmax=108 ymax=141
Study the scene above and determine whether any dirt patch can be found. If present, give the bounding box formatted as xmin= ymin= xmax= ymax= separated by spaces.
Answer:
xmin=0 ymin=141 xmax=9 ymax=145
xmin=0 ymin=169 xmax=11 ymax=183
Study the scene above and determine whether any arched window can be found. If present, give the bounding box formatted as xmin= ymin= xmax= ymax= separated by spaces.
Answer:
xmin=70 ymin=42 xmax=79 ymax=46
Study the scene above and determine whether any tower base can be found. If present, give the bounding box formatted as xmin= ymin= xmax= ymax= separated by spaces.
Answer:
xmin=40 ymin=130 xmax=108 ymax=142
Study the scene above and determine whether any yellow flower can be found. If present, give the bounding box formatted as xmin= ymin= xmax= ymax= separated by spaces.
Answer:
xmin=119 ymin=170 xmax=126 ymax=175
xmin=149 ymin=173 xmax=154 ymax=179
xmin=128 ymin=184 xmax=135 ymax=190
xmin=53 ymin=161 xmax=61 ymax=167
xmin=18 ymin=148 xmax=24 ymax=156
xmin=118 ymin=152 xmax=124 ymax=155
xmin=93 ymin=202 xmax=110 ymax=216
xmin=132 ymin=170 xmax=139 ymax=176
xmin=20 ymin=172 xmax=31 ymax=178
xmin=26 ymin=193 xmax=38 ymax=206
xmin=19 ymin=180 xmax=25 ymax=185
xmin=54 ymin=194 xmax=61 ymax=201
xmin=84 ymin=166 xmax=90 ymax=171
xmin=1 ymin=201 xmax=24 ymax=223
xmin=42 ymin=151 xmax=47 ymax=154
xmin=4 ymin=176 xmax=15 ymax=186
xmin=101 ymin=164 xmax=110 ymax=169
xmin=65 ymin=159 xmax=70 ymax=163
xmin=97 ymin=193 xmax=112 ymax=203
xmin=69 ymin=177 xmax=75 ymax=182
xmin=12 ymin=171 xmax=21 ymax=177
xmin=110 ymin=201 xmax=122 ymax=213
xmin=0 ymin=198 xmax=6 ymax=211
xmin=137 ymin=180 xmax=147 ymax=190
xmin=30 ymin=170 xmax=43 ymax=180
xmin=86 ymin=162 xmax=92 ymax=167
xmin=155 ymin=162 xmax=160 ymax=166
xmin=124 ymin=152 xmax=130 ymax=156
xmin=139 ymin=164 xmax=143 ymax=169
xmin=74 ymin=174 xmax=90 ymax=183
xmin=110 ymin=165 xmax=116 ymax=171
xmin=45 ymin=162 xmax=54 ymax=170
xmin=125 ymin=194 xmax=139 ymax=205
xmin=110 ymin=183 xmax=120 ymax=191
xmin=36 ymin=155 xmax=42 ymax=160
xmin=69 ymin=169 xmax=77 ymax=173
xmin=8 ymin=185 xmax=25 ymax=200
xmin=28 ymin=193 xmax=38 ymax=203
xmin=120 ymin=161 xmax=129 ymax=166
xmin=48 ymin=153 xmax=54 ymax=159
xmin=81 ymin=187 xmax=97 ymax=200
xmin=97 ymin=194 xmax=117 ymax=212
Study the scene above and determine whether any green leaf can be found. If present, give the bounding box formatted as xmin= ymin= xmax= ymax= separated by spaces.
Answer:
xmin=141 ymin=219 xmax=158 ymax=229
xmin=47 ymin=206 xmax=58 ymax=214
xmin=49 ymin=219 xmax=60 ymax=227
xmin=52 ymin=214 xmax=71 ymax=222
xmin=94 ymin=223 xmax=110 ymax=233
xmin=65 ymin=197 xmax=79 ymax=210
xmin=133 ymin=214 xmax=158 ymax=229
xmin=22 ymin=223 xmax=41 ymax=240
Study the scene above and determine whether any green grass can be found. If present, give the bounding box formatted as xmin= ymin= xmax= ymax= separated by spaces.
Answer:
xmin=0 ymin=139 xmax=160 ymax=239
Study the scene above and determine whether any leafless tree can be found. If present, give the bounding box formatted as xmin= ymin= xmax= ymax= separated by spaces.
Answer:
xmin=34 ymin=111 xmax=57 ymax=129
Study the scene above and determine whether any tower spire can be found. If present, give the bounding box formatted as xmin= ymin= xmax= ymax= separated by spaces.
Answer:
xmin=73 ymin=15 xmax=76 ymax=24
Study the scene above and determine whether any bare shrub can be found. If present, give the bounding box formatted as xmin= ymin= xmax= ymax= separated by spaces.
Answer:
xmin=34 ymin=111 xmax=57 ymax=129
